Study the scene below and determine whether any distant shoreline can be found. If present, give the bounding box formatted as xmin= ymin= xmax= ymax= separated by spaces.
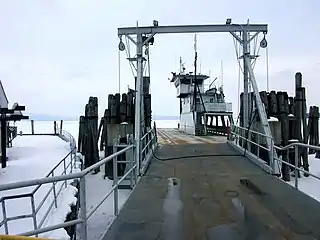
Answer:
xmin=26 ymin=115 xmax=180 ymax=121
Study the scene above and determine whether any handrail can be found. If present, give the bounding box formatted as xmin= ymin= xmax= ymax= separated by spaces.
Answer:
xmin=0 ymin=125 xmax=158 ymax=239
xmin=275 ymin=142 xmax=320 ymax=151
xmin=230 ymin=125 xmax=320 ymax=195
xmin=0 ymin=146 xmax=132 ymax=192
xmin=231 ymin=124 xmax=273 ymax=139
xmin=0 ymin=128 xmax=77 ymax=235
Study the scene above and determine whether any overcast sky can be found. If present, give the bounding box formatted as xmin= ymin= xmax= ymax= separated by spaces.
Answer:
xmin=0 ymin=0 xmax=319 ymax=118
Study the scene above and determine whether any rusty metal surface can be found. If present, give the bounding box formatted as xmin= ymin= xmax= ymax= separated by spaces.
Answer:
xmin=157 ymin=128 xmax=226 ymax=145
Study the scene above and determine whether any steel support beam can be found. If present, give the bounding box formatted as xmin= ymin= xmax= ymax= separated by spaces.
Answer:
xmin=118 ymin=24 xmax=267 ymax=36
xmin=242 ymin=30 xmax=249 ymax=129
xmin=244 ymin=57 xmax=280 ymax=175
xmin=134 ymin=33 xmax=143 ymax=176
xmin=118 ymin=20 xmax=273 ymax=175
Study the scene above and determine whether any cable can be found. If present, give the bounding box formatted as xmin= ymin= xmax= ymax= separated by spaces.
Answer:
xmin=266 ymin=46 xmax=270 ymax=92
xmin=151 ymin=145 xmax=244 ymax=162
xmin=118 ymin=50 xmax=121 ymax=93
xmin=232 ymin=34 xmax=244 ymax=74
xmin=124 ymin=36 xmax=136 ymax=77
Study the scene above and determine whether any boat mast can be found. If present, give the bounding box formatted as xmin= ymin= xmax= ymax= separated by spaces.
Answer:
xmin=193 ymin=34 xmax=198 ymax=112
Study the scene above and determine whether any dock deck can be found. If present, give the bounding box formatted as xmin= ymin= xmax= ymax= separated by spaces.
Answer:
xmin=103 ymin=128 xmax=320 ymax=240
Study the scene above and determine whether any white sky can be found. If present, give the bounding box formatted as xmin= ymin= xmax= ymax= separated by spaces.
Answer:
xmin=0 ymin=0 xmax=319 ymax=118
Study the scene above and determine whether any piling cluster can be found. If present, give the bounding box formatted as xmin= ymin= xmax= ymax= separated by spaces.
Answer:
xmin=78 ymin=97 xmax=100 ymax=172
xmin=240 ymin=72 xmax=319 ymax=180
xmin=77 ymin=77 xmax=152 ymax=179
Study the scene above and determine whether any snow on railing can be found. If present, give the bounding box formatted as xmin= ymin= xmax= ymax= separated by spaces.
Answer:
xmin=55 ymin=125 xmax=77 ymax=153
xmin=0 ymin=126 xmax=78 ymax=237
xmin=0 ymin=148 xmax=77 ymax=236
xmin=0 ymin=125 xmax=158 ymax=239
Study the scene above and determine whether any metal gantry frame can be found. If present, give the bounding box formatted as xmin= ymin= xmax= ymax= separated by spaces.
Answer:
xmin=117 ymin=20 xmax=279 ymax=175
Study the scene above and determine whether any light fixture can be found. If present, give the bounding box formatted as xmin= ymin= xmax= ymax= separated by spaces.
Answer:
xmin=226 ymin=18 xmax=232 ymax=25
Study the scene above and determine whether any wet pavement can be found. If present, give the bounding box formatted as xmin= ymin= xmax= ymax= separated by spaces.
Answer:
xmin=103 ymin=141 xmax=320 ymax=240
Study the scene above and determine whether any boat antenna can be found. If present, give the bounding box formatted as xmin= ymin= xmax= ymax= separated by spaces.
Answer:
xmin=221 ymin=59 xmax=224 ymax=88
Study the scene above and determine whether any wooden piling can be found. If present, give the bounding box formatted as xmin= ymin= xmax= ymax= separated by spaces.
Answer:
xmin=54 ymin=121 xmax=57 ymax=135
xmin=78 ymin=116 xmax=85 ymax=153
xmin=301 ymin=87 xmax=309 ymax=173
xmin=31 ymin=120 xmax=34 ymax=135
xmin=294 ymin=73 xmax=303 ymax=168
xmin=60 ymin=120 xmax=63 ymax=134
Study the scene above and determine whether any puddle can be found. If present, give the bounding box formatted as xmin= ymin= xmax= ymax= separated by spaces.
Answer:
xmin=162 ymin=177 xmax=183 ymax=240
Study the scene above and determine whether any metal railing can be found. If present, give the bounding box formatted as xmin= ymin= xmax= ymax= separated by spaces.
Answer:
xmin=0 ymin=125 xmax=158 ymax=239
xmin=229 ymin=124 xmax=276 ymax=173
xmin=274 ymin=143 xmax=320 ymax=190
xmin=55 ymin=126 xmax=77 ymax=152
xmin=0 ymin=127 xmax=78 ymax=236
xmin=229 ymin=125 xmax=320 ymax=196
xmin=0 ymin=147 xmax=77 ymax=236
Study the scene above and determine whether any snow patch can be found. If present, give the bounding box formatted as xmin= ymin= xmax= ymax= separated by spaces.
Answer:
xmin=268 ymin=117 xmax=278 ymax=122
xmin=0 ymin=136 xmax=71 ymax=235
xmin=288 ymin=154 xmax=320 ymax=202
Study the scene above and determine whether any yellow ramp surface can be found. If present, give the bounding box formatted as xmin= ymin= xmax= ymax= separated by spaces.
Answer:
xmin=0 ymin=236 xmax=51 ymax=240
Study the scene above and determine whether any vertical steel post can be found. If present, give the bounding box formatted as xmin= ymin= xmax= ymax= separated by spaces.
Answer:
xmin=63 ymin=158 xmax=67 ymax=188
xmin=79 ymin=176 xmax=87 ymax=240
xmin=52 ymin=172 xmax=58 ymax=208
xmin=134 ymin=33 xmax=143 ymax=176
xmin=113 ymin=144 xmax=119 ymax=216
xmin=257 ymin=134 xmax=260 ymax=158
xmin=270 ymin=139 xmax=275 ymax=174
xmin=30 ymin=196 xmax=38 ymax=236
xmin=70 ymin=152 xmax=73 ymax=174
xmin=242 ymin=29 xmax=249 ymax=129
xmin=294 ymin=145 xmax=299 ymax=189
xmin=2 ymin=201 xmax=9 ymax=234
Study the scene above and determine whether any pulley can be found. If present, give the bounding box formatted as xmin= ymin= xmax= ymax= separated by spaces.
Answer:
xmin=118 ymin=36 xmax=125 ymax=51
xmin=260 ymin=33 xmax=268 ymax=48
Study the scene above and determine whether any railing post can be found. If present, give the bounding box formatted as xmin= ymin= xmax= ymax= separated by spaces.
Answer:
xmin=248 ymin=129 xmax=251 ymax=153
xmin=79 ymin=176 xmax=87 ymax=240
xmin=30 ymin=195 xmax=38 ymax=236
xmin=113 ymin=144 xmax=119 ymax=216
xmin=52 ymin=172 xmax=58 ymax=208
xmin=294 ymin=144 xmax=299 ymax=189
xmin=136 ymin=138 xmax=141 ymax=176
xmin=130 ymin=146 xmax=134 ymax=189
xmin=153 ymin=121 xmax=157 ymax=143
xmin=257 ymin=134 xmax=260 ymax=158
xmin=63 ymin=159 xmax=67 ymax=188
xmin=70 ymin=151 xmax=73 ymax=174
xmin=270 ymin=139 xmax=275 ymax=174
xmin=133 ymin=145 xmax=138 ymax=185
xmin=2 ymin=201 xmax=9 ymax=234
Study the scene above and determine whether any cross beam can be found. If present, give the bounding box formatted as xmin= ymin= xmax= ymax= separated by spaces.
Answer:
xmin=118 ymin=21 xmax=278 ymax=175
xmin=118 ymin=24 xmax=267 ymax=36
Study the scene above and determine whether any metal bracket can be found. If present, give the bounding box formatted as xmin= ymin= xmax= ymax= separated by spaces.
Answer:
xmin=230 ymin=31 xmax=243 ymax=44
